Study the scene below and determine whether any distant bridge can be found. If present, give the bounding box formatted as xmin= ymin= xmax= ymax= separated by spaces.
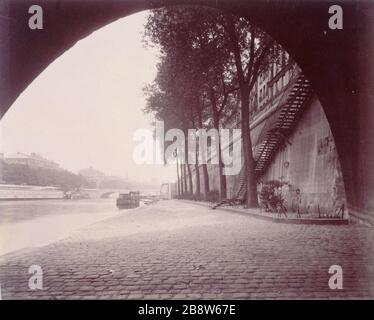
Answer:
xmin=81 ymin=188 xmax=129 ymax=199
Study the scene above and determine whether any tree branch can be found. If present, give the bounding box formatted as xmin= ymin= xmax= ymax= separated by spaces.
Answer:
xmin=218 ymin=86 xmax=239 ymax=114
xmin=248 ymin=38 xmax=275 ymax=92
xmin=245 ymin=26 xmax=256 ymax=83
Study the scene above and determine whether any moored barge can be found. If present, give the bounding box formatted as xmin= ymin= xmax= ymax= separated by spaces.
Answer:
xmin=116 ymin=191 xmax=140 ymax=208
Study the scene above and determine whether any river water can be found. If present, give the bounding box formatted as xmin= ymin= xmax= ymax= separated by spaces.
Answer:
xmin=0 ymin=199 xmax=121 ymax=257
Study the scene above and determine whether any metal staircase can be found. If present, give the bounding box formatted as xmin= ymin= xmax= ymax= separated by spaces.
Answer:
xmin=254 ymin=73 xmax=313 ymax=177
xmin=212 ymin=72 xmax=313 ymax=208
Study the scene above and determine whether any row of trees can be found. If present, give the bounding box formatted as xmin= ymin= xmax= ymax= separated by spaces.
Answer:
xmin=143 ymin=6 xmax=285 ymax=207
xmin=1 ymin=161 xmax=94 ymax=189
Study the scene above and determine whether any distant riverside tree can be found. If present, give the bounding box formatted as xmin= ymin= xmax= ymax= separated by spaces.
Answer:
xmin=1 ymin=160 xmax=91 ymax=189
xmin=144 ymin=6 xmax=282 ymax=205
xmin=144 ymin=7 xmax=229 ymax=200
xmin=143 ymin=57 xmax=197 ymax=197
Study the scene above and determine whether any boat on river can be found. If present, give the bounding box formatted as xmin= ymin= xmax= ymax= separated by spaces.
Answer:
xmin=116 ymin=191 xmax=140 ymax=208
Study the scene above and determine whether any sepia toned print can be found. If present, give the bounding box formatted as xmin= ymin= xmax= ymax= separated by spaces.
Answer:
xmin=0 ymin=0 xmax=373 ymax=302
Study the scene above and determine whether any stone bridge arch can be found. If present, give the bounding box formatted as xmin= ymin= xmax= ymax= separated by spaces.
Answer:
xmin=1 ymin=0 xmax=373 ymax=224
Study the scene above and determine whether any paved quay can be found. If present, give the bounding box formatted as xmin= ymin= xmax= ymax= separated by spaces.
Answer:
xmin=0 ymin=200 xmax=373 ymax=299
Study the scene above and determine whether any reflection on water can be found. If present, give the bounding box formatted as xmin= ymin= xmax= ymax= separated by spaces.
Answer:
xmin=0 ymin=199 xmax=118 ymax=223
xmin=0 ymin=199 xmax=122 ymax=256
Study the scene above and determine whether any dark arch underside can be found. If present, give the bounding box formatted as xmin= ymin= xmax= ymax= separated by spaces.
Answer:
xmin=1 ymin=0 xmax=373 ymax=224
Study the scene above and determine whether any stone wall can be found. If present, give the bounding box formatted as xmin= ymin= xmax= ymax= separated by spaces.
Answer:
xmin=260 ymin=96 xmax=346 ymax=216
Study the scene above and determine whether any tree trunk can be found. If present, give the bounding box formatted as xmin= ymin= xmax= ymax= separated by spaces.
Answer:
xmin=241 ymin=87 xmax=259 ymax=208
xmin=187 ymin=164 xmax=193 ymax=195
xmin=196 ymin=106 xmax=210 ymax=200
xmin=213 ymin=114 xmax=227 ymax=201
xmin=195 ymin=146 xmax=201 ymax=198
xmin=202 ymin=164 xmax=210 ymax=199
xmin=218 ymin=142 xmax=227 ymax=201
xmin=225 ymin=15 xmax=258 ymax=208
xmin=195 ymin=163 xmax=201 ymax=198
xmin=180 ymin=163 xmax=185 ymax=195
xmin=183 ymin=164 xmax=188 ymax=195
xmin=176 ymin=157 xmax=181 ymax=196
xmin=183 ymin=131 xmax=193 ymax=195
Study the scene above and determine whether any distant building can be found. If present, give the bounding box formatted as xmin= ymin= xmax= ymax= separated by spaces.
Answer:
xmin=249 ymin=53 xmax=295 ymax=119
xmin=78 ymin=166 xmax=105 ymax=188
xmin=4 ymin=152 xmax=61 ymax=170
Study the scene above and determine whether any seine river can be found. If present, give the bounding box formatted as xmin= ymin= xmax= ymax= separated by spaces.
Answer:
xmin=0 ymin=199 xmax=121 ymax=256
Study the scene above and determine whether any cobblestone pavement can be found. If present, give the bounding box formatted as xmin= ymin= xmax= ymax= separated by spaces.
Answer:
xmin=0 ymin=200 xmax=373 ymax=299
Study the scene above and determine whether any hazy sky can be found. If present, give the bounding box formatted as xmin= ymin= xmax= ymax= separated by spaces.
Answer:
xmin=0 ymin=11 xmax=176 ymax=184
